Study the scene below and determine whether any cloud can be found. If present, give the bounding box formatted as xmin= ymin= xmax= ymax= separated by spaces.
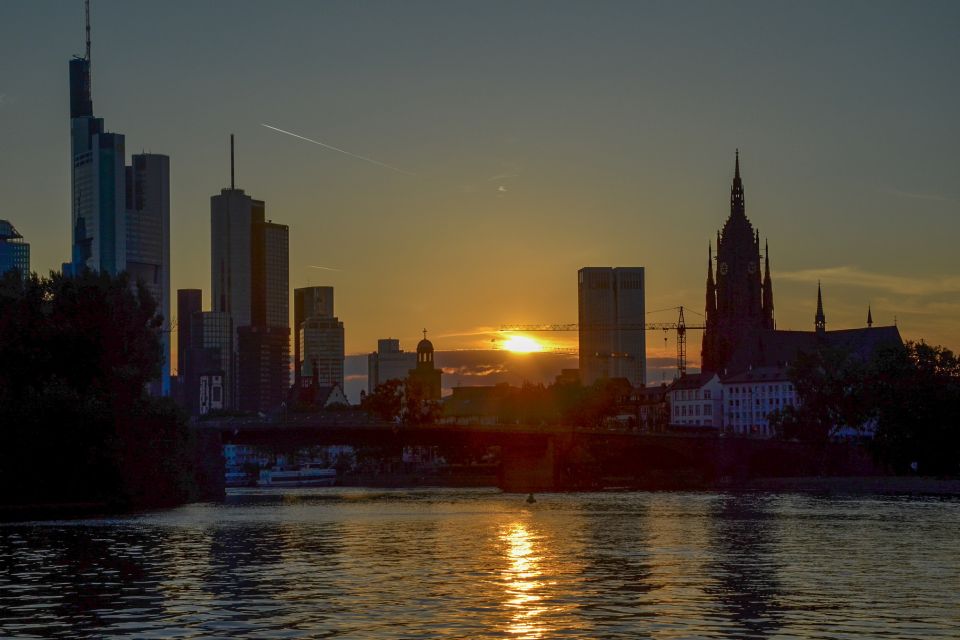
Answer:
xmin=777 ymin=266 xmax=960 ymax=297
xmin=441 ymin=363 xmax=509 ymax=377
xmin=308 ymin=265 xmax=342 ymax=272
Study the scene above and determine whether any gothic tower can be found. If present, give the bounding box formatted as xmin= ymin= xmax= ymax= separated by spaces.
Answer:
xmin=701 ymin=151 xmax=771 ymax=372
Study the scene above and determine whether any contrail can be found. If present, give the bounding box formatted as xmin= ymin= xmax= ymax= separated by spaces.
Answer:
xmin=262 ymin=123 xmax=415 ymax=176
xmin=308 ymin=265 xmax=342 ymax=272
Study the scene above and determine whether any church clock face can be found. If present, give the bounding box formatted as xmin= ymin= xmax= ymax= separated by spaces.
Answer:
xmin=747 ymin=262 xmax=757 ymax=274
xmin=719 ymin=262 xmax=728 ymax=276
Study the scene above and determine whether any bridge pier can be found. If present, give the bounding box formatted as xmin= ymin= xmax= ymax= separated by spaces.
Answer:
xmin=498 ymin=437 xmax=557 ymax=493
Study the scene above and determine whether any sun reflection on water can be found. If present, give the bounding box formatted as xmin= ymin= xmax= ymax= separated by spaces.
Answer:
xmin=500 ymin=521 xmax=552 ymax=638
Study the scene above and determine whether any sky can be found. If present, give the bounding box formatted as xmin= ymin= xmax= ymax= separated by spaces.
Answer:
xmin=1 ymin=0 xmax=958 ymax=386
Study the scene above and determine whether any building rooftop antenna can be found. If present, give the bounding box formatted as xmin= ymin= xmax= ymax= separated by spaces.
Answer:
xmin=85 ymin=0 xmax=91 ymax=62
xmin=230 ymin=134 xmax=235 ymax=189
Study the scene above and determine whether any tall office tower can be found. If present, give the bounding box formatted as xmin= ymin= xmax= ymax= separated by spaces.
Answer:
xmin=177 ymin=289 xmax=203 ymax=409
xmin=578 ymin=267 xmax=646 ymax=387
xmin=125 ymin=153 xmax=171 ymax=394
xmin=187 ymin=311 xmax=233 ymax=415
xmin=0 ymin=220 xmax=30 ymax=281
xmin=210 ymin=137 xmax=264 ymax=332
xmin=300 ymin=316 xmax=345 ymax=389
xmin=212 ymin=136 xmax=290 ymax=412
xmin=368 ymin=338 xmax=417 ymax=394
xmin=66 ymin=5 xmax=126 ymax=276
xmin=293 ymin=286 xmax=334 ymax=385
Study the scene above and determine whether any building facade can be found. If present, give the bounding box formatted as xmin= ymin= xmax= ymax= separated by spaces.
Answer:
xmin=187 ymin=311 xmax=233 ymax=415
xmin=720 ymin=367 xmax=795 ymax=436
xmin=0 ymin=220 xmax=30 ymax=281
xmin=367 ymin=338 xmax=417 ymax=394
xmin=125 ymin=153 xmax=170 ymax=394
xmin=578 ymin=267 xmax=646 ymax=387
xmin=237 ymin=325 xmax=290 ymax=413
xmin=667 ymin=373 xmax=724 ymax=428
xmin=300 ymin=316 xmax=345 ymax=389
xmin=293 ymin=286 xmax=334 ymax=385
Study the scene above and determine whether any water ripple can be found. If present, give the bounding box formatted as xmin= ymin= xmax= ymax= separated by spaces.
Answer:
xmin=1 ymin=490 xmax=958 ymax=638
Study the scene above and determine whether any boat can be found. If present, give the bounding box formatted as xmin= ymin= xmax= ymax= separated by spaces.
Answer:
xmin=258 ymin=463 xmax=336 ymax=487
xmin=225 ymin=471 xmax=256 ymax=488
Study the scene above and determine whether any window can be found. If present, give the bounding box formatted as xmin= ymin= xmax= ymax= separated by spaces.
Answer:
xmin=704 ymin=390 xmax=712 ymax=400
xmin=695 ymin=405 xmax=701 ymax=416
xmin=704 ymin=404 xmax=712 ymax=415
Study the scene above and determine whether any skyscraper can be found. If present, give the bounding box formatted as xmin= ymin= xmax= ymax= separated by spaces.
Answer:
xmin=211 ymin=136 xmax=290 ymax=412
xmin=125 ymin=153 xmax=170 ymax=394
xmin=189 ymin=311 xmax=233 ymax=415
xmin=0 ymin=220 xmax=30 ymax=281
xmin=176 ymin=289 xmax=204 ymax=414
xmin=67 ymin=6 xmax=126 ymax=276
xmin=293 ymin=286 xmax=334 ymax=386
xmin=578 ymin=267 xmax=646 ymax=387
xmin=300 ymin=316 xmax=345 ymax=390
xmin=368 ymin=338 xmax=416 ymax=394
xmin=701 ymin=151 xmax=774 ymax=373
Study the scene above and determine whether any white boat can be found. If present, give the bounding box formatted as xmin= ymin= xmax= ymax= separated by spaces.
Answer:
xmin=258 ymin=463 xmax=336 ymax=487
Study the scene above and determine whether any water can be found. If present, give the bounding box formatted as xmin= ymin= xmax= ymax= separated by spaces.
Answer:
xmin=1 ymin=490 xmax=958 ymax=639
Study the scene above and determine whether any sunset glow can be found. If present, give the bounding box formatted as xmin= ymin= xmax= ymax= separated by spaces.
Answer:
xmin=501 ymin=335 xmax=545 ymax=353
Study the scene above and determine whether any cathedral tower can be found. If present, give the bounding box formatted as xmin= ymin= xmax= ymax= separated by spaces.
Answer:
xmin=701 ymin=151 xmax=771 ymax=372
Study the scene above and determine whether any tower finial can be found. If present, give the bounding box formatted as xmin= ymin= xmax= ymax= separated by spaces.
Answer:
xmin=735 ymin=148 xmax=740 ymax=179
xmin=423 ymin=328 xmax=427 ymax=340
xmin=867 ymin=305 xmax=873 ymax=328
xmin=230 ymin=134 xmax=235 ymax=189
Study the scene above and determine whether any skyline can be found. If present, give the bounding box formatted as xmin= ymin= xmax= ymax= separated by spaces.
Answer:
xmin=2 ymin=1 xmax=959 ymax=364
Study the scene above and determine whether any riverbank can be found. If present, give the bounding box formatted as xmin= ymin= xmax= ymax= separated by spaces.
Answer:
xmin=715 ymin=476 xmax=960 ymax=496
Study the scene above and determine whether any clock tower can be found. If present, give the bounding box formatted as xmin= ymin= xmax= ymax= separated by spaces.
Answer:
xmin=701 ymin=151 xmax=775 ymax=372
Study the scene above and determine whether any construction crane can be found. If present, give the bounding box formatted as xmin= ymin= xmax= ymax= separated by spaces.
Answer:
xmin=500 ymin=306 xmax=706 ymax=378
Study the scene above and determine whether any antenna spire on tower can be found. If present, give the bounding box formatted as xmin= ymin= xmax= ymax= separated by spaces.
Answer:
xmin=230 ymin=134 xmax=235 ymax=189
xmin=85 ymin=0 xmax=91 ymax=61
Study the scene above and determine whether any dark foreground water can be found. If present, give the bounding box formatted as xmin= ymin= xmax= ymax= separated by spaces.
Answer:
xmin=2 ymin=490 xmax=959 ymax=639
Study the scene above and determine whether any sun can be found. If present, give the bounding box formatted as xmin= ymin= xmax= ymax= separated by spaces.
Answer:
xmin=501 ymin=335 xmax=544 ymax=353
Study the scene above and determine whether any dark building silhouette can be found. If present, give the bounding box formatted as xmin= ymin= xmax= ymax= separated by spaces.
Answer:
xmin=237 ymin=325 xmax=290 ymax=413
xmin=702 ymin=151 xmax=774 ymax=373
xmin=408 ymin=330 xmax=442 ymax=401
xmin=210 ymin=136 xmax=290 ymax=413
xmin=701 ymin=152 xmax=902 ymax=379
xmin=293 ymin=286 xmax=335 ymax=387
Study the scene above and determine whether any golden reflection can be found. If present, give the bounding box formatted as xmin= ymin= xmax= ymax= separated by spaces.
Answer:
xmin=500 ymin=521 xmax=550 ymax=638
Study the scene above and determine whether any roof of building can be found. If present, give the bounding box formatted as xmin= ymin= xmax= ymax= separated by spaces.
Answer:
xmin=667 ymin=372 xmax=718 ymax=392
xmin=722 ymin=366 xmax=792 ymax=384
xmin=723 ymin=326 xmax=903 ymax=375
xmin=0 ymin=220 xmax=24 ymax=241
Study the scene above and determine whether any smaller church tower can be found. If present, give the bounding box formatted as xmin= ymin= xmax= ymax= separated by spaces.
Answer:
xmin=408 ymin=329 xmax=442 ymax=401
xmin=867 ymin=305 xmax=873 ymax=328
xmin=815 ymin=282 xmax=826 ymax=334
xmin=762 ymin=240 xmax=774 ymax=330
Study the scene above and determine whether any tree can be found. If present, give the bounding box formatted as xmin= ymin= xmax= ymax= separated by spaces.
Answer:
xmin=767 ymin=345 xmax=872 ymax=441
xmin=869 ymin=342 xmax=960 ymax=475
xmin=0 ymin=270 xmax=196 ymax=509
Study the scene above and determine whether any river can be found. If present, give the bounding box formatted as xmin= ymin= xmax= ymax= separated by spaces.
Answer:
xmin=1 ymin=489 xmax=958 ymax=638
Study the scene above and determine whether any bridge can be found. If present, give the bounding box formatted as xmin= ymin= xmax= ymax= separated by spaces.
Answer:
xmin=193 ymin=416 xmax=879 ymax=495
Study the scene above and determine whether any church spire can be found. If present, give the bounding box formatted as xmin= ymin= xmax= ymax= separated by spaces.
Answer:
xmin=730 ymin=149 xmax=745 ymax=217
xmin=706 ymin=241 xmax=716 ymax=318
xmin=762 ymin=239 xmax=774 ymax=329
xmin=815 ymin=281 xmax=826 ymax=334
xmin=867 ymin=305 xmax=873 ymax=328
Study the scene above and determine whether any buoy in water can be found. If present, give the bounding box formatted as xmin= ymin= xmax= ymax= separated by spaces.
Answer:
xmin=526 ymin=493 xmax=536 ymax=504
